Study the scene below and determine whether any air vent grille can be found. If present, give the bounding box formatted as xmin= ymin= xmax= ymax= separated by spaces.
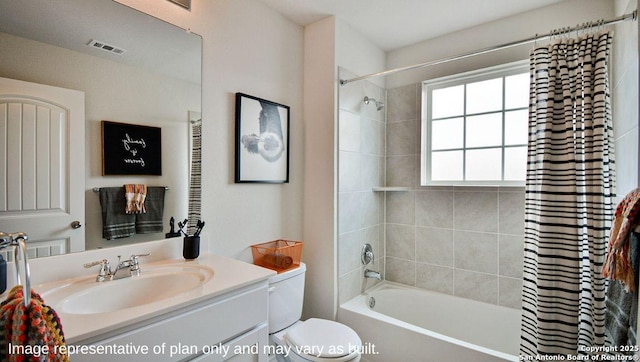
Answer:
xmin=87 ymin=39 xmax=126 ymax=55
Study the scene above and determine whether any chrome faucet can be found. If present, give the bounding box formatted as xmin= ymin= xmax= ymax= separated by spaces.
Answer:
xmin=84 ymin=253 xmax=149 ymax=282
xmin=364 ymin=269 xmax=382 ymax=281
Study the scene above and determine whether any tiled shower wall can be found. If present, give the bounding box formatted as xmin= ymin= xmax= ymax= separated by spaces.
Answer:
xmin=337 ymin=68 xmax=386 ymax=304
xmin=337 ymin=11 xmax=635 ymax=310
xmin=384 ymin=84 xmax=525 ymax=309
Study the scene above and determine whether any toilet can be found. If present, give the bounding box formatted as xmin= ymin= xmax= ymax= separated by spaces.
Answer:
xmin=268 ymin=263 xmax=362 ymax=362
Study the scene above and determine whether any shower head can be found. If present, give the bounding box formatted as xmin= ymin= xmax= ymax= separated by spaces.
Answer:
xmin=363 ymin=96 xmax=384 ymax=111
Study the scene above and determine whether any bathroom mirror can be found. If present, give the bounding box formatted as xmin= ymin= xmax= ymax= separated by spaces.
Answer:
xmin=0 ymin=0 xmax=202 ymax=255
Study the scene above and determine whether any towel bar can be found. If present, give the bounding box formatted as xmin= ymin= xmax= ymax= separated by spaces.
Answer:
xmin=93 ymin=186 xmax=169 ymax=192
xmin=0 ymin=232 xmax=31 ymax=307
xmin=13 ymin=234 xmax=30 ymax=307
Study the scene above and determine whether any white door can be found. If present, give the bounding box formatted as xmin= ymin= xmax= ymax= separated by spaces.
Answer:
xmin=0 ymin=77 xmax=85 ymax=259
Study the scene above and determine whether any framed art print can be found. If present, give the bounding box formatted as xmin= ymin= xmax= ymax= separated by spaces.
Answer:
xmin=102 ymin=120 xmax=162 ymax=175
xmin=235 ymin=93 xmax=290 ymax=183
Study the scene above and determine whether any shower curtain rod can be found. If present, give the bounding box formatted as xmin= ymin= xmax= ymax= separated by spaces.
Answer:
xmin=339 ymin=10 xmax=637 ymax=86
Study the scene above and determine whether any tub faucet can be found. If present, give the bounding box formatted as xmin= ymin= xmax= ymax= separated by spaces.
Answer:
xmin=364 ymin=269 xmax=382 ymax=281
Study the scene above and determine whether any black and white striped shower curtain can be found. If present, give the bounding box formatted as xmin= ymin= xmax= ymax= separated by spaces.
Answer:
xmin=520 ymin=31 xmax=615 ymax=356
xmin=187 ymin=122 xmax=202 ymax=235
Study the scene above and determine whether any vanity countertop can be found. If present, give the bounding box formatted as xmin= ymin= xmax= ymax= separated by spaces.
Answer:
xmin=33 ymin=252 xmax=276 ymax=344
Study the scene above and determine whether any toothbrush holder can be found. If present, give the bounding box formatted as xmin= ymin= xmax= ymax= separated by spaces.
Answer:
xmin=183 ymin=236 xmax=200 ymax=260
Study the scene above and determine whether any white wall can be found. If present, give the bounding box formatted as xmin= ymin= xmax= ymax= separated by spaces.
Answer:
xmin=386 ymin=0 xmax=614 ymax=88
xmin=0 ymin=31 xmax=197 ymax=250
xmin=336 ymin=19 xmax=386 ymax=89
xmin=299 ymin=16 xmax=387 ymax=319
xmin=113 ymin=0 xmax=305 ymax=260
xmin=302 ymin=16 xmax=337 ymax=320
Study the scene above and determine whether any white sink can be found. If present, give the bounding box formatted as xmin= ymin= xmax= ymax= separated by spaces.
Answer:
xmin=39 ymin=263 xmax=214 ymax=315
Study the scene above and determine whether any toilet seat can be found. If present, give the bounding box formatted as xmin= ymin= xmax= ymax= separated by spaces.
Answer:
xmin=284 ymin=318 xmax=362 ymax=361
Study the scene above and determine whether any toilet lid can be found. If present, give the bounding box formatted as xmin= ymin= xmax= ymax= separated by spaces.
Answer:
xmin=285 ymin=318 xmax=361 ymax=359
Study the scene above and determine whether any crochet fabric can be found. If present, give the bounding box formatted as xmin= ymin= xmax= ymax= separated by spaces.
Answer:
xmin=0 ymin=286 xmax=68 ymax=362
xmin=603 ymin=188 xmax=640 ymax=292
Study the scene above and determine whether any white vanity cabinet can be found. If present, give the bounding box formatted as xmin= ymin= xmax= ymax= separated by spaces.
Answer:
xmin=70 ymin=281 xmax=270 ymax=362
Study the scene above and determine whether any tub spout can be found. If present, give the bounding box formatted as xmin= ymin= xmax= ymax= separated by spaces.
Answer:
xmin=364 ymin=269 xmax=382 ymax=281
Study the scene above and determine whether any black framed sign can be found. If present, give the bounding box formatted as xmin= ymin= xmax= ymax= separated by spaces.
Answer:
xmin=235 ymin=93 xmax=290 ymax=183
xmin=102 ymin=121 xmax=162 ymax=175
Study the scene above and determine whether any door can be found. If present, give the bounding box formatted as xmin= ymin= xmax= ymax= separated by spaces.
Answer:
xmin=0 ymin=77 xmax=85 ymax=258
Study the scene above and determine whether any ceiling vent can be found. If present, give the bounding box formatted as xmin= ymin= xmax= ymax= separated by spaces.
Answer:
xmin=87 ymin=39 xmax=126 ymax=55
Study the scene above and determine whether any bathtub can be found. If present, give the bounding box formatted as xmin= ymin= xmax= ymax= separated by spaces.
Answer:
xmin=338 ymin=282 xmax=521 ymax=361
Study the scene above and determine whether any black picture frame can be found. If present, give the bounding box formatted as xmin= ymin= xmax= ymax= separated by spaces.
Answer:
xmin=102 ymin=121 xmax=162 ymax=175
xmin=235 ymin=93 xmax=290 ymax=183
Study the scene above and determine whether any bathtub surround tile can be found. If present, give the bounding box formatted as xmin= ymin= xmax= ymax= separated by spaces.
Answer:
xmin=415 ymin=227 xmax=453 ymax=267
xmin=337 ymin=82 xmax=528 ymax=309
xmin=387 ymin=120 xmax=419 ymax=156
xmin=385 ymin=257 xmax=416 ymax=286
xmin=385 ymin=191 xmax=415 ymax=225
xmin=387 ymin=84 xmax=418 ymax=122
xmin=453 ymin=191 xmax=498 ymax=233
xmin=415 ymin=190 xmax=454 ymax=228
xmin=362 ymin=225 xmax=382 ymax=261
xmin=337 ymin=73 xmax=386 ymax=302
xmin=339 ymin=268 xmax=364 ymax=305
xmin=360 ymin=154 xmax=382 ymax=191
xmin=362 ymin=192 xmax=383 ymax=227
xmin=415 ymin=263 xmax=454 ymax=294
xmin=499 ymin=234 xmax=525 ymax=279
xmin=498 ymin=191 xmax=525 ymax=235
xmin=379 ymin=83 xmax=526 ymax=310
xmin=338 ymin=230 xmax=362 ymax=277
xmin=338 ymin=192 xmax=363 ymax=234
xmin=385 ymin=224 xmax=415 ymax=260
xmin=339 ymin=151 xmax=361 ymax=192
xmin=361 ymin=116 xmax=385 ymax=157
xmin=454 ymin=231 xmax=498 ymax=274
xmin=454 ymin=270 xmax=498 ymax=304
xmin=499 ymin=276 xmax=523 ymax=309
xmin=386 ymin=155 xmax=415 ymax=187
xmin=339 ymin=110 xmax=361 ymax=152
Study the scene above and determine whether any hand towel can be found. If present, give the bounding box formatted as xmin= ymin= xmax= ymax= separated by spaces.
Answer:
xmin=124 ymin=184 xmax=147 ymax=214
xmin=603 ymin=188 xmax=640 ymax=292
xmin=0 ymin=286 xmax=69 ymax=362
xmin=135 ymin=186 xmax=165 ymax=234
xmin=99 ymin=187 xmax=135 ymax=240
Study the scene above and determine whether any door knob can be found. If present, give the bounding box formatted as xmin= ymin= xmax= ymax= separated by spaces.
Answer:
xmin=71 ymin=221 xmax=82 ymax=229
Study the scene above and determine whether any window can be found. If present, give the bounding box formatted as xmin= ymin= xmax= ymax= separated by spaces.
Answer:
xmin=421 ymin=61 xmax=529 ymax=186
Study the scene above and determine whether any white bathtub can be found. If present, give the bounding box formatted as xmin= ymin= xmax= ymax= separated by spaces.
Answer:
xmin=338 ymin=283 xmax=521 ymax=361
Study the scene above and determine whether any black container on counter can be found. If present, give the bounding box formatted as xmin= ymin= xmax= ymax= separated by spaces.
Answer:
xmin=183 ymin=236 xmax=200 ymax=260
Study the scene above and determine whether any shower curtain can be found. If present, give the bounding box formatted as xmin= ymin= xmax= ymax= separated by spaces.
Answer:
xmin=187 ymin=121 xmax=202 ymax=235
xmin=520 ymin=31 xmax=615 ymax=356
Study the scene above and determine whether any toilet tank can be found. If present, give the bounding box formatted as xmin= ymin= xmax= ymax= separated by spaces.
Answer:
xmin=268 ymin=262 xmax=306 ymax=334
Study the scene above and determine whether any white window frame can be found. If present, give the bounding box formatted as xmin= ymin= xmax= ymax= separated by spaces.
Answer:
xmin=420 ymin=60 xmax=529 ymax=187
